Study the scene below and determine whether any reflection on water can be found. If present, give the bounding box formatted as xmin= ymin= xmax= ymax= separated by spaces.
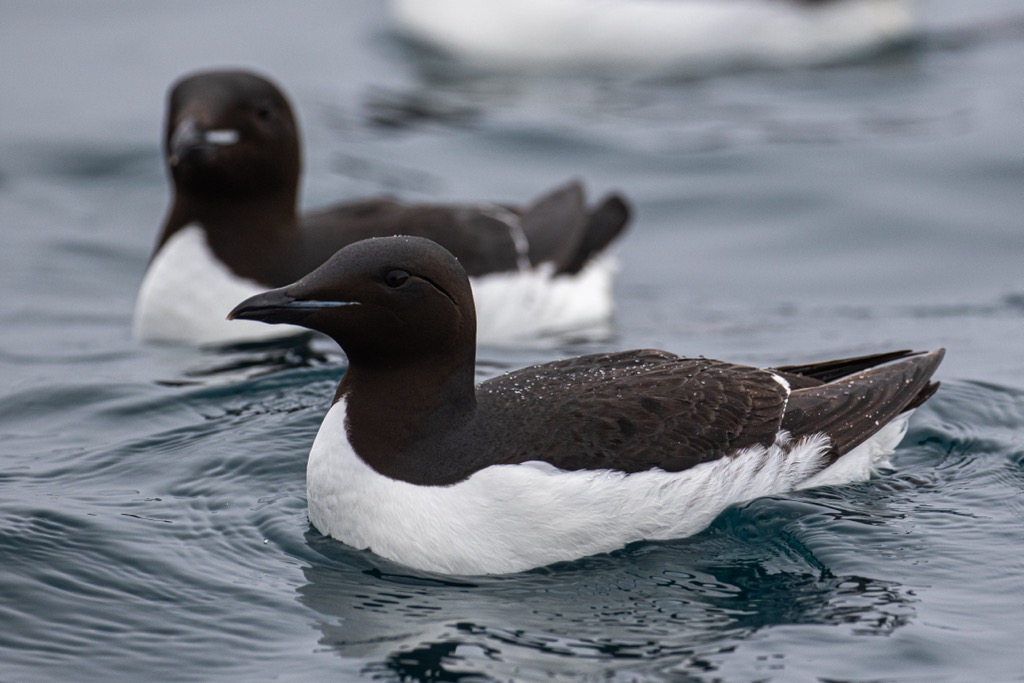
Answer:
xmin=297 ymin=498 xmax=918 ymax=680
xmin=155 ymin=334 xmax=335 ymax=387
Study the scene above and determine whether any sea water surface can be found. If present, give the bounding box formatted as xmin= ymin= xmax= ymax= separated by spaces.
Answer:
xmin=1 ymin=1 xmax=1023 ymax=681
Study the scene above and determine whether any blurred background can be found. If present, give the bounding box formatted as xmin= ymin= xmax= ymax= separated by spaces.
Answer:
xmin=2 ymin=0 xmax=1022 ymax=378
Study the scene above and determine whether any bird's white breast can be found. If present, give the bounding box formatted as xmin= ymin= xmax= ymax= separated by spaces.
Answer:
xmin=135 ymin=226 xmax=614 ymax=347
xmin=133 ymin=225 xmax=305 ymax=346
xmin=306 ymin=398 xmax=904 ymax=575
xmin=470 ymin=257 xmax=616 ymax=345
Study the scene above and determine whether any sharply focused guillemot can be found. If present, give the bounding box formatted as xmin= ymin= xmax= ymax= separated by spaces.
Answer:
xmin=133 ymin=69 xmax=629 ymax=346
xmin=391 ymin=0 xmax=914 ymax=74
xmin=229 ymin=236 xmax=944 ymax=575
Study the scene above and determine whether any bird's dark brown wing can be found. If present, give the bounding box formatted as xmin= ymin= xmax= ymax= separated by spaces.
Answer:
xmin=475 ymin=350 xmax=789 ymax=473
xmin=300 ymin=199 xmax=522 ymax=277
xmin=516 ymin=181 xmax=630 ymax=275
xmin=562 ymin=192 xmax=630 ymax=275
xmin=300 ymin=182 xmax=629 ymax=279
xmin=780 ymin=349 xmax=944 ymax=458
xmin=773 ymin=349 xmax=917 ymax=385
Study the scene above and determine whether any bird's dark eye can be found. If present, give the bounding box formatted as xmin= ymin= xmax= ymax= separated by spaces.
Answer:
xmin=384 ymin=269 xmax=409 ymax=288
xmin=255 ymin=104 xmax=273 ymax=121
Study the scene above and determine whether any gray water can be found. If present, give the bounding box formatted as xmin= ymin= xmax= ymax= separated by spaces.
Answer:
xmin=1 ymin=1 xmax=1023 ymax=681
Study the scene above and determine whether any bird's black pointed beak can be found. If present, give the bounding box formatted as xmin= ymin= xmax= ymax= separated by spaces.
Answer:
xmin=228 ymin=288 xmax=358 ymax=326
xmin=168 ymin=116 xmax=240 ymax=166
xmin=228 ymin=288 xmax=296 ymax=325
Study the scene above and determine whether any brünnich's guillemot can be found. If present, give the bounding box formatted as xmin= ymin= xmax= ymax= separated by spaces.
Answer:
xmin=391 ymin=0 xmax=914 ymax=75
xmin=133 ymin=69 xmax=630 ymax=346
xmin=229 ymin=236 xmax=944 ymax=575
